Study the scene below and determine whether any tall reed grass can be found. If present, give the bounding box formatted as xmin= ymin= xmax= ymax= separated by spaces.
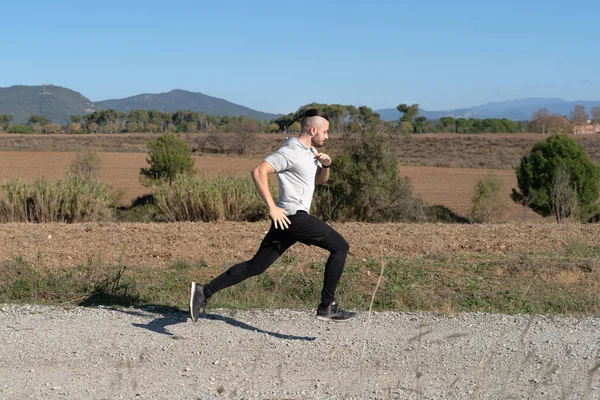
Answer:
xmin=154 ymin=174 xmax=276 ymax=222
xmin=0 ymin=174 xmax=112 ymax=223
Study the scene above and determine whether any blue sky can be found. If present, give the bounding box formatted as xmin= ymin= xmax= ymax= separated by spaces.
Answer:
xmin=1 ymin=0 xmax=599 ymax=114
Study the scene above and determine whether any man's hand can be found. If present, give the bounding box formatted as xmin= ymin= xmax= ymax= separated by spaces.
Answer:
xmin=316 ymin=153 xmax=331 ymax=167
xmin=269 ymin=206 xmax=291 ymax=230
xmin=312 ymin=148 xmax=331 ymax=167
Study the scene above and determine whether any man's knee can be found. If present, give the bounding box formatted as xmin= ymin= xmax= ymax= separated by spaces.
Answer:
xmin=317 ymin=229 xmax=349 ymax=255
xmin=341 ymin=237 xmax=350 ymax=254
xmin=334 ymin=235 xmax=349 ymax=255
xmin=245 ymin=258 xmax=267 ymax=277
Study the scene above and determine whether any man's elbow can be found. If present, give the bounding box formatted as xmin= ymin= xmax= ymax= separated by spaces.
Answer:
xmin=251 ymin=167 xmax=265 ymax=181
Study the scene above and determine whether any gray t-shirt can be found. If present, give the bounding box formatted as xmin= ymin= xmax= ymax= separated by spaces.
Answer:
xmin=264 ymin=137 xmax=322 ymax=215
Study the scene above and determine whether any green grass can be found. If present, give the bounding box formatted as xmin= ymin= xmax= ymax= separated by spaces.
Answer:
xmin=1 ymin=246 xmax=598 ymax=316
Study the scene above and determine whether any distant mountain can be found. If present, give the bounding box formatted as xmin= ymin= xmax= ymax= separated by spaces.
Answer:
xmin=0 ymin=86 xmax=280 ymax=125
xmin=94 ymin=89 xmax=279 ymax=121
xmin=376 ymin=98 xmax=600 ymax=121
xmin=0 ymin=85 xmax=94 ymax=125
xmin=4 ymin=86 xmax=599 ymax=126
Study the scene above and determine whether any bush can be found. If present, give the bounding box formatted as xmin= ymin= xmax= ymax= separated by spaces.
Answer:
xmin=126 ymin=122 xmax=138 ymax=133
xmin=471 ymin=174 xmax=505 ymax=223
xmin=42 ymin=124 xmax=61 ymax=134
xmin=9 ymin=124 xmax=34 ymax=134
xmin=550 ymin=164 xmax=580 ymax=222
xmin=140 ymin=132 xmax=195 ymax=186
xmin=0 ymin=175 xmax=112 ymax=223
xmin=69 ymin=150 xmax=102 ymax=181
xmin=154 ymin=174 xmax=273 ymax=222
xmin=268 ymin=123 xmax=280 ymax=133
xmin=511 ymin=134 xmax=600 ymax=222
xmin=87 ymin=122 xmax=99 ymax=133
xmin=28 ymin=115 xmax=51 ymax=126
xmin=64 ymin=122 xmax=83 ymax=134
xmin=312 ymin=132 xmax=425 ymax=222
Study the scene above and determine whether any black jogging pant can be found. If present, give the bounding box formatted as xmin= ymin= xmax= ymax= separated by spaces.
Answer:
xmin=203 ymin=211 xmax=349 ymax=307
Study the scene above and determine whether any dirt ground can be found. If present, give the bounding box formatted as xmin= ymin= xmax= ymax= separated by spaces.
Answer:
xmin=0 ymin=151 xmax=543 ymax=222
xmin=0 ymin=222 xmax=597 ymax=271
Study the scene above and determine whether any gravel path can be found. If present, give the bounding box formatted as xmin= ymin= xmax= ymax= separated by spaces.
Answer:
xmin=0 ymin=305 xmax=598 ymax=399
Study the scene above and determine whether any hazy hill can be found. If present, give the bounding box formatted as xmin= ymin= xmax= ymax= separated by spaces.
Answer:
xmin=376 ymin=98 xmax=600 ymax=121
xmin=0 ymin=85 xmax=94 ymax=125
xmin=94 ymin=89 xmax=279 ymax=121
xmin=4 ymin=85 xmax=599 ymax=126
xmin=0 ymin=86 xmax=279 ymax=125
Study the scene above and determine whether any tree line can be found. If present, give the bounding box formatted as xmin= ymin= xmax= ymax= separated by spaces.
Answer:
xmin=529 ymin=105 xmax=600 ymax=134
xmin=0 ymin=110 xmax=266 ymax=135
xmin=0 ymin=103 xmax=598 ymax=135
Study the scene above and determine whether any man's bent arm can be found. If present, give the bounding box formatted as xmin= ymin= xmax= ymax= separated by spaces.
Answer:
xmin=251 ymin=161 xmax=277 ymax=209
xmin=251 ymin=161 xmax=291 ymax=229
xmin=315 ymin=167 xmax=330 ymax=185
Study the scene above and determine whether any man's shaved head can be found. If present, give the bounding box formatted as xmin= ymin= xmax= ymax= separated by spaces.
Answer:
xmin=300 ymin=109 xmax=329 ymax=133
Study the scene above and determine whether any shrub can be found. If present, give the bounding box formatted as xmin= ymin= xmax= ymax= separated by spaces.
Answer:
xmin=9 ymin=124 xmax=34 ymax=134
xmin=64 ymin=122 xmax=83 ymax=134
xmin=550 ymin=164 xmax=580 ymax=222
xmin=87 ymin=122 xmax=99 ymax=133
xmin=126 ymin=122 xmax=138 ymax=133
xmin=28 ymin=115 xmax=51 ymax=126
xmin=140 ymin=132 xmax=195 ymax=186
xmin=512 ymin=134 xmax=600 ymax=222
xmin=471 ymin=174 xmax=505 ymax=223
xmin=42 ymin=124 xmax=61 ymax=134
xmin=268 ymin=123 xmax=280 ymax=133
xmin=313 ymin=132 xmax=425 ymax=222
xmin=68 ymin=150 xmax=102 ymax=181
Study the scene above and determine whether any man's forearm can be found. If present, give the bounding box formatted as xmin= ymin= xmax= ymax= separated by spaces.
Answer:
xmin=316 ymin=168 xmax=330 ymax=184
xmin=252 ymin=171 xmax=277 ymax=209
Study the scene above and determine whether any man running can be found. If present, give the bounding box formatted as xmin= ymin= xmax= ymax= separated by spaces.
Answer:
xmin=190 ymin=109 xmax=356 ymax=322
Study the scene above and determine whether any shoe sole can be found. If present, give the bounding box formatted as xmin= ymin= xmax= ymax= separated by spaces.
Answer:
xmin=315 ymin=315 xmax=355 ymax=322
xmin=189 ymin=282 xmax=197 ymax=322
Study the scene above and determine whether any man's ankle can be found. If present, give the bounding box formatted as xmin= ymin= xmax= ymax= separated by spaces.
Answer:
xmin=318 ymin=300 xmax=333 ymax=310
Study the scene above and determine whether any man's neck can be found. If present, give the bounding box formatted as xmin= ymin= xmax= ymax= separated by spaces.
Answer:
xmin=297 ymin=133 xmax=312 ymax=149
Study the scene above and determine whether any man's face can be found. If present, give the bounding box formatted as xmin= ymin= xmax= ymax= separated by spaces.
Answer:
xmin=310 ymin=119 xmax=329 ymax=148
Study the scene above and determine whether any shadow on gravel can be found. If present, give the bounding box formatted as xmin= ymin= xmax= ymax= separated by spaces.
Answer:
xmin=131 ymin=312 xmax=188 ymax=336
xmin=110 ymin=306 xmax=316 ymax=341
xmin=106 ymin=305 xmax=187 ymax=336
xmin=199 ymin=313 xmax=317 ymax=342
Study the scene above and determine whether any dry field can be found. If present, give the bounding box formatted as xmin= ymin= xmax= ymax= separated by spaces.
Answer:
xmin=3 ymin=132 xmax=600 ymax=170
xmin=0 ymin=221 xmax=596 ymax=271
xmin=401 ymin=165 xmax=543 ymax=222
xmin=0 ymin=151 xmax=261 ymax=206
xmin=395 ymin=133 xmax=600 ymax=169
xmin=0 ymin=151 xmax=543 ymax=222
